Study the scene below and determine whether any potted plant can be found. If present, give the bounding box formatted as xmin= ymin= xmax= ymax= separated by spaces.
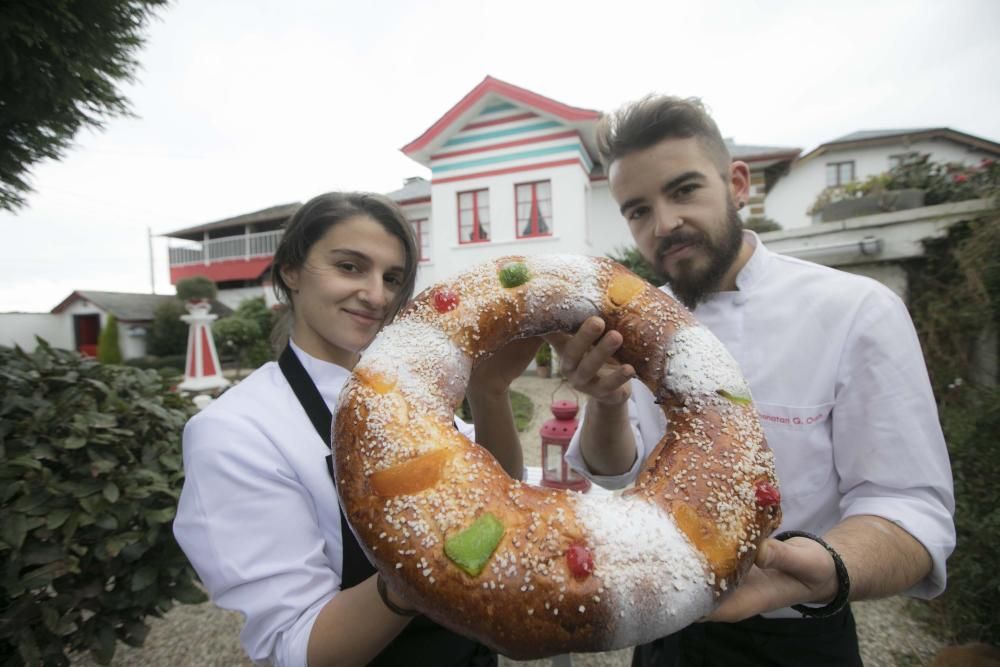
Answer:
xmin=535 ymin=341 xmax=552 ymax=378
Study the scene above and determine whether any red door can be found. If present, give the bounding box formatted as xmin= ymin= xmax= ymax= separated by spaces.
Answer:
xmin=74 ymin=314 xmax=101 ymax=357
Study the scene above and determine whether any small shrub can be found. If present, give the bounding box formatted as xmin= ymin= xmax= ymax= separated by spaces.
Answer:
xmin=535 ymin=342 xmax=552 ymax=368
xmin=146 ymin=300 xmax=188 ymax=357
xmin=743 ymin=216 xmax=782 ymax=233
xmin=213 ymin=316 xmax=262 ymax=376
xmin=123 ymin=354 xmax=187 ymax=372
xmin=96 ymin=314 xmax=121 ymax=365
xmin=175 ymin=276 xmax=217 ymax=302
xmin=0 ymin=341 xmax=205 ymax=665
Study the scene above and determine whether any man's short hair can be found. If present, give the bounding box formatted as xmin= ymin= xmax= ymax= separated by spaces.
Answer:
xmin=596 ymin=95 xmax=731 ymax=174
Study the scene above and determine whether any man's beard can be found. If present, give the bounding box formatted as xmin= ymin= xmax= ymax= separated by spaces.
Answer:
xmin=654 ymin=198 xmax=744 ymax=309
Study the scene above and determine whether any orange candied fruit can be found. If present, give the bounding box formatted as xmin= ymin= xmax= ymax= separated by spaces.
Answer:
xmin=608 ymin=272 xmax=646 ymax=308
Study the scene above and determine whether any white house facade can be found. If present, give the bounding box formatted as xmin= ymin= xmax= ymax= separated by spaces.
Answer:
xmin=767 ymin=129 xmax=1000 ymax=229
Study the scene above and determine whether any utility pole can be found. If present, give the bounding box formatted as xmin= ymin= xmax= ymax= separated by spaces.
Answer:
xmin=147 ymin=227 xmax=156 ymax=294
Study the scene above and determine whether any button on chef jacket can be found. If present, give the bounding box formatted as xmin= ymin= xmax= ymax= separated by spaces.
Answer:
xmin=174 ymin=341 xmax=476 ymax=666
xmin=565 ymin=232 xmax=955 ymax=614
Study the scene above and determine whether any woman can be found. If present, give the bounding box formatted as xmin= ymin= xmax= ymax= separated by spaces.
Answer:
xmin=174 ymin=192 xmax=531 ymax=666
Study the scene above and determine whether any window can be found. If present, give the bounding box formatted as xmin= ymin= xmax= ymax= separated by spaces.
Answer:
xmin=826 ymin=161 xmax=855 ymax=187
xmin=515 ymin=180 xmax=552 ymax=238
xmin=410 ymin=218 xmax=430 ymax=262
xmin=457 ymin=189 xmax=490 ymax=243
xmin=888 ymin=154 xmax=906 ymax=170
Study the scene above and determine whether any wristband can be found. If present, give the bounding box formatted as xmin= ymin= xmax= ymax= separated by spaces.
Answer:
xmin=377 ymin=573 xmax=419 ymax=617
xmin=773 ymin=530 xmax=851 ymax=619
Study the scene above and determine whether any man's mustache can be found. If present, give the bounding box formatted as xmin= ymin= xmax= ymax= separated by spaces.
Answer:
xmin=655 ymin=231 xmax=704 ymax=262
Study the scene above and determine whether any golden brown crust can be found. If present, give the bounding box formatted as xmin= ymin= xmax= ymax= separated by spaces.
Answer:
xmin=334 ymin=255 xmax=781 ymax=658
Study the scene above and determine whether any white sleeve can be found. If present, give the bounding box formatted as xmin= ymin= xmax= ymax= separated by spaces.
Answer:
xmin=563 ymin=379 xmax=655 ymax=490
xmin=831 ymin=288 xmax=956 ymax=598
xmin=174 ymin=410 xmax=339 ymax=667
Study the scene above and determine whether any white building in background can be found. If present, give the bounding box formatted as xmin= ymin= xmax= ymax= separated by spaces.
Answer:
xmin=767 ymin=128 xmax=1000 ymax=229
xmin=162 ymin=76 xmax=799 ymax=302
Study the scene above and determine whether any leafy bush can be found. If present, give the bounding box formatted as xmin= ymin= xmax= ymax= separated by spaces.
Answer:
xmin=607 ymin=245 xmax=661 ymax=286
xmin=146 ymin=300 xmax=188 ymax=357
xmin=743 ymin=216 xmax=782 ymax=233
xmin=96 ymin=315 xmax=121 ymax=365
xmin=213 ymin=316 xmax=261 ymax=377
xmin=122 ymin=355 xmax=187 ymax=372
xmin=907 ymin=216 xmax=1000 ymax=645
xmin=0 ymin=342 xmax=205 ymax=665
xmin=174 ymin=276 xmax=216 ymax=302
xmin=535 ymin=342 xmax=552 ymax=367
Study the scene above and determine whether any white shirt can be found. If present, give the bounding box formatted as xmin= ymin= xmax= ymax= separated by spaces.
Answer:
xmin=174 ymin=342 xmax=472 ymax=666
xmin=565 ymin=232 xmax=955 ymax=612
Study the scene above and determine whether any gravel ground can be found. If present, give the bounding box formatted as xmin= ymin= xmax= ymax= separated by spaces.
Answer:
xmin=72 ymin=374 xmax=945 ymax=667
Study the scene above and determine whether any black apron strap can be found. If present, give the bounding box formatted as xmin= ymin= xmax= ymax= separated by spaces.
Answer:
xmin=278 ymin=345 xmax=375 ymax=586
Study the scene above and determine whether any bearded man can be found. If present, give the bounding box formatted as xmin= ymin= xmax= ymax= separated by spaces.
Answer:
xmin=553 ymin=95 xmax=955 ymax=666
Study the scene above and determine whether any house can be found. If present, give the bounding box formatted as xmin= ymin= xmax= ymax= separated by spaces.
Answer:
xmin=165 ymin=203 xmax=299 ymax=309
xmin=1 ymin=291 xmax=232 ymax=360
xmin=766 ymin=128 xmax=1000 ymax=229
xmin=163 ymin=76 xmax=799 ymax=304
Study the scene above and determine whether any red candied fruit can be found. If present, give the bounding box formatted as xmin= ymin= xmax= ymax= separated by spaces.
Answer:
xmin=755 ymin=481 xmax=781 ymax=507
xmin=566 ymin=543 xmax=594 ymax=580
xmin=433 ymin=289 xmax=459 ymax=313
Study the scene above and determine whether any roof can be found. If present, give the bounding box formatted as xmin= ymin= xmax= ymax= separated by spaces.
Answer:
xmin=163 ymin=202 xmax=301 ymax=239
xmin=798 ymin=127 xmax=1000 ymax=164
xmin=724 ymin=139 xmax=801 ymax=163
xmin=51 ymin=291 xmax=233 ymax=322
xmin=402 ymin=75 xmax=601 ymax=166
xmin=386 ymin=177 xmax=431 ymax=204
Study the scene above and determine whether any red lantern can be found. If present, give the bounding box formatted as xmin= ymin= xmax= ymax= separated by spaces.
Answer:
xmin=540 ymin=397 xmax=591 ymax=492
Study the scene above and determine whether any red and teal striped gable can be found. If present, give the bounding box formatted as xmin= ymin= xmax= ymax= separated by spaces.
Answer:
xmin=402 ymin=76 xmax=601 ymax=184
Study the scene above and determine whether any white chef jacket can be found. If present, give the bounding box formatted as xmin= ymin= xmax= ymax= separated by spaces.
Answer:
xmin=174 ymin=341 xmax=474 ymax=666
xmin=565 ymin=232 xmax=955 ymax=612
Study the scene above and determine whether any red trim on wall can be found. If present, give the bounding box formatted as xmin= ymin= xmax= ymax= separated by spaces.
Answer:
xmin=431 ymin=130 xmax=578 ymax=161
xmin=432 ymin=158 xmax=585 ymax=185
xmin=462 ymin=112 xmax=536 ymax=131
xmin=402 ymin=76 xmax=599 ymax=155
xmin=169 ymin=257 xmax=272 ymax=285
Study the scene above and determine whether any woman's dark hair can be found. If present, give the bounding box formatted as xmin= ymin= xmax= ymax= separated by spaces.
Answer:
xmin=596 ymin=95 xmax=731 ymax=174
xmin=271 ymin=191 xmax=419 ymax=322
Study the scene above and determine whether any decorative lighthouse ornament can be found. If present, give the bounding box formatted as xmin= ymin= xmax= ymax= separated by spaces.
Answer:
xmin=539 ymin=386 xmax=590 ymax=492
xmin=178 ymin=299 xmax=230 ymax=393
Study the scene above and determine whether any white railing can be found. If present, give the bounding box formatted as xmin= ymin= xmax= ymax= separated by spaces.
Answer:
xmin=168 ymin=230 xmax=283 ymax=266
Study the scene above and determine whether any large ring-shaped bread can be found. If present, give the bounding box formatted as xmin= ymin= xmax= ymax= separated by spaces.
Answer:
xmin=334 ymin=255 xmax=781 ymax=659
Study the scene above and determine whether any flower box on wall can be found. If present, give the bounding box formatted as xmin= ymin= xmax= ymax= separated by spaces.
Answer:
xmin=820 ymin=189 xmax=926 ymax=223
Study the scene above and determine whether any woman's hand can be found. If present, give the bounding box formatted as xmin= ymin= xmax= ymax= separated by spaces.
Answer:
xmin=467 ymin=337 xmax=542 ymax=398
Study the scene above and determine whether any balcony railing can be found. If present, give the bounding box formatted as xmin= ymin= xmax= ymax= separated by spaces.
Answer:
xmin=168 ymin=229 xmax=283 ymax=266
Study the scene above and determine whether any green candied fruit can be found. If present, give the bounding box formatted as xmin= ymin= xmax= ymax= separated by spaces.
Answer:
xmin=498 ymin=262 xmax=530 ymax=288
xmin=717 ymin=389 xmax=753 ymax=406
xmin=444 ymin=512 xmax=505 ymax=576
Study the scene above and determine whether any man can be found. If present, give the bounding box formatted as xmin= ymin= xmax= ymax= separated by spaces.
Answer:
xmin=555 ymin=96 xmax=955 ymax=666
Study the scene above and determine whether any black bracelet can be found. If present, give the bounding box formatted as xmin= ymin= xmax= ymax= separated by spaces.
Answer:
xmin=376 ymin=573 xmax=419 ymax=617
xmin=773 ymin=530 xmax=851 ymax=619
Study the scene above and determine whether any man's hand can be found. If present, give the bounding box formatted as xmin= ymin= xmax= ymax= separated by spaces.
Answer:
xmin=707 ymin=536 xmax=839 ymax=622
xmin=547 ymin=316 xmax=634 ymax=405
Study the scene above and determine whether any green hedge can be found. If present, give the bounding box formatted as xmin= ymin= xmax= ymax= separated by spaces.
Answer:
xmin=0 ymin=342 xmax=205 ymax=665
xmin=908 ymin=216 xmax=1000 ymax=644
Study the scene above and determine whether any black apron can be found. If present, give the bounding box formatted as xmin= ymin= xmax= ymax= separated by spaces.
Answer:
xmin=631 ymin=606 xmax=863 ymax=667
xmin=278 ymin=345 xmax=496 ymax=667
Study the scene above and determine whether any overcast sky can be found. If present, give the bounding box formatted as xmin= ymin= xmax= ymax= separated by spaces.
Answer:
xmin=3 ymin=0 xmax=999 ymax=312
